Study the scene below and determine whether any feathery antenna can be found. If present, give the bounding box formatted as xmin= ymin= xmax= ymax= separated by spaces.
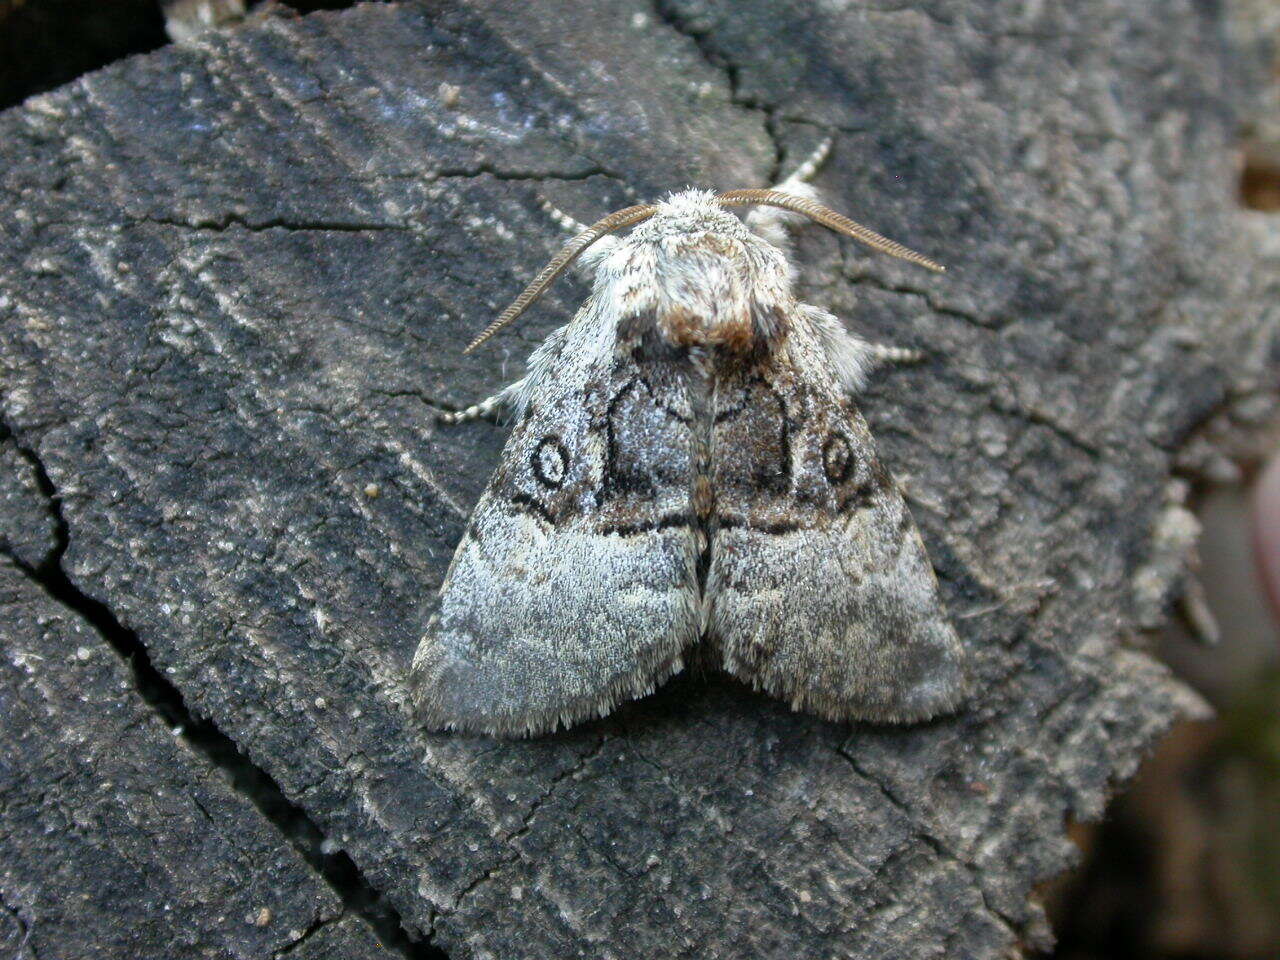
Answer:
xmin=715 ymin=189 xmax=944 ymax=273
xmin=464 ymin=203 xmax=658 ymax=353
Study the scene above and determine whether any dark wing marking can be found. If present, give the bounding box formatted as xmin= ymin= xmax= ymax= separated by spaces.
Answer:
xmin=410 ymin=315 xmax=700 ymax=736
xmin=706 ymin=318 xmax=966 ymax=723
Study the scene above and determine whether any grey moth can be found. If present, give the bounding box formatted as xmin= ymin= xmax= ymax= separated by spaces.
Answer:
xmin=410 ymin=142 xmax=966 ymax=737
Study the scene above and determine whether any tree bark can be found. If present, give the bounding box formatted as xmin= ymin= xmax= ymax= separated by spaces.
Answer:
xmin=1 ymin=1 xmax=1277 ymax=957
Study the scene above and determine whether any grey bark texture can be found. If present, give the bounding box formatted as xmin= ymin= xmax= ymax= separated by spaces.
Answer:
xmin=0 ymin=1 xmax=1277 ymax=958
xmin=0 ymin=557 xmax=392 ymax=959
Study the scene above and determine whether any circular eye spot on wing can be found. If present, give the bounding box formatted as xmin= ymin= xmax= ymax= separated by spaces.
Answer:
xmin=822 ymin=433 xmax=854 ymax=484
xmin=531 ymin=436 xmax=570 ymax=488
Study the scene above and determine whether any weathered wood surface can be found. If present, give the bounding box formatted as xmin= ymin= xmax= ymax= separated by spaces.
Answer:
xmin=0 ymin=437 xmax=393 ymax=959
xmin=0 ymin=1 xmax=1277 ymax=957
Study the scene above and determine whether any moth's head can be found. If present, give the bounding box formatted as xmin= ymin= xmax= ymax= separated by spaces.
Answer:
xmin=463 ymin=187 xmax=944 ymax=354
xmin=618 ymin=189 xmax=791 ymax=352
xmin=636 ymin=188 xmax=750 ymax=240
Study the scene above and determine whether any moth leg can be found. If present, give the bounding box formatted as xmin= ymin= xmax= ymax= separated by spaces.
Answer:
xmin=538 ymin=198 xmax=620 ymax=276
xmin=865 ymin=342 xmax=924 ymax=366
xmin=443 ymin=321 xmax=571 ymax=424
xmin=746 ymin=137 xmax=834 ymax=253
xmin=437 ymin=378 xmax=525 ymax=424
xmin=841 ymin=340 xmax=924 ymax=395
xmin=539 ymin=198 xmax=589 ymax=235
xmin=805 ymin=304 xmax=924 ymax=395
xmin=778 ymin=136 xmax=833 ymax=188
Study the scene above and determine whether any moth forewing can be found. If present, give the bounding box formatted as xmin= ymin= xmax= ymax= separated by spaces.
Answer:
xmin=409 ymin=305 xmax=702 ymax=737
xmin=703 ymin=314 xmax=966 ymax=723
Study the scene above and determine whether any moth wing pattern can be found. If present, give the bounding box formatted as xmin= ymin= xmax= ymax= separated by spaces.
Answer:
xmin=706 ymin=312 xmax=966 ymax=723
xmin=410 ymin=304 xmax=701 ymax=736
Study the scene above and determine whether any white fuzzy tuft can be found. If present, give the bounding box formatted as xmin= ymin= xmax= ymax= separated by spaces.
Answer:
xmin=803 ymin=305 xmax=876 ymax=395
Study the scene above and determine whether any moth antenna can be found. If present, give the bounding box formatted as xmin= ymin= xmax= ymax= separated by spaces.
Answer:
xmin=715 ymin=189 xmax=945 ymax=273
xmin=464 ymin=203 xmax=658 ymax=353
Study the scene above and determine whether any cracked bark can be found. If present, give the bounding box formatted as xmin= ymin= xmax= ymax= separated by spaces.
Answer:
xmin=0 ymin=560 xmax=390 ymax=958
xmin=0 ymin=426 xmax=423 ymax=959
xmin=0 ymin=2 xmax=1277 ymax=959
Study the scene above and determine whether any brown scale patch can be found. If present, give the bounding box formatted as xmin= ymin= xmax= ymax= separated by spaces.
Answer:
xmin=658 ymin=306 xmax=704 ymax=347
xmin=707 ymin=313 xmax=757 ymax=353
xmin=658 ymin=306 xmax=757 ymax=353
xmin=694 ymin=474 xmax=715 ymax=521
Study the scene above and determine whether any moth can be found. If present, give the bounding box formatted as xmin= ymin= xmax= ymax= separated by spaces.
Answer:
xmin=410 ymin=141 xmax=966 ymax=737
